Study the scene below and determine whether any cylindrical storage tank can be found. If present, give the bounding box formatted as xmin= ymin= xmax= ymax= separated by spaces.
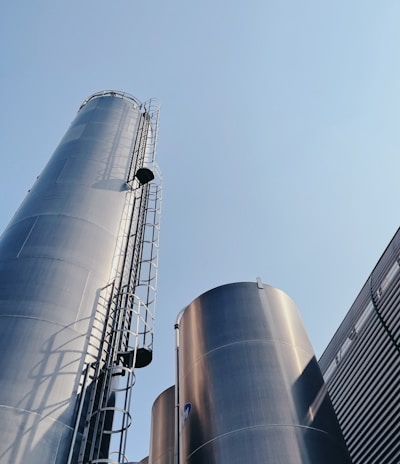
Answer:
xmin=128 ymin=458 xmax=149 ymax=464
xmin=177 ymin=282 xmax=351 ymax=464
xmin=0 ymin=92 xmax=149 ymax=463
xmin=149 ymin=386 xmax=176 ymax=464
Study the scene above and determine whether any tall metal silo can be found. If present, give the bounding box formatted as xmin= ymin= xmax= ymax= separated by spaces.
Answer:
xmin=0 ymin=91 xmax=162 ymax=464
xmin=175 ymin=281 xmax=351 ymax=464
xmin=148 ymin=386 xmax=175 ymax=464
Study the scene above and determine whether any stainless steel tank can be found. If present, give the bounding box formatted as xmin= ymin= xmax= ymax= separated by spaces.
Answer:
xmin=149 ymin=386 xmax=175 ymax=464
xmin=176 ymin=282 xmax=351 ymax=464
xmin=128 ymin=458 xmax=149 ymax=464
xmin=0 ymin=91 xmax=156 ymax=463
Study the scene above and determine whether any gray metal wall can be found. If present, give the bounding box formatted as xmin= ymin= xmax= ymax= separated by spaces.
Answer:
xmin=176 ymin=282 xmax=351 ymax=464
xmin=0 ymin=93 xmax=143 ymax=463
xmin=149 ymin=386 xmax=175 ymax=464
xmin=319 ymin=227 xmax=400 ymax=463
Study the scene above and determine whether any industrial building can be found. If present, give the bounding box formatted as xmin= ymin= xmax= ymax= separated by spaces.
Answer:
xmin=319 ymin=228 xmax=400 ymax=463
xmin=0 ymin=91 xmax=162 ymax=463
xmin=5 ymin=88 xmax=398 ymax=464
xmin=0 ymin=90 xmax=350 ymax=464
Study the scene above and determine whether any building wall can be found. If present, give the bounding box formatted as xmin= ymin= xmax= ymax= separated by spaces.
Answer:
xmin=0 ymin=92 xmax=146 ymax=463
xmin=176 ymin=282 xmax=351 ymax=464
xmin=319 ymin=228 xmax=400 ymax=463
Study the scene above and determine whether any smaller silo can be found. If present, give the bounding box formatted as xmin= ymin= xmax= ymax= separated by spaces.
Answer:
xmin=149 ymin=386 xmax=176 ymax=464
xmin=175 ymin=281 xmax=351 ymax=464
xmin=128 ymin=458 xmax=149 ymax=464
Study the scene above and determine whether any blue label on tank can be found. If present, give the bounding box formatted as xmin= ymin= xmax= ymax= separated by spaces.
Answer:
xmin=182 ymin=402 xmax=192 ymax=428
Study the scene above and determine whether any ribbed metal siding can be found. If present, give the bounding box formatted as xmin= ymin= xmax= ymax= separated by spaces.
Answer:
xmin=0 ymin=94 xmax=142 ymax=463
xmin=177 ymin=282 xmax=351 ymax=464
xmin=319 ymin=228 xmax=400 ymax=463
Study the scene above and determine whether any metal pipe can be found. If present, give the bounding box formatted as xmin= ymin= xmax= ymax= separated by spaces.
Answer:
xmin=174 ymin=308 xmax=185 ymax=464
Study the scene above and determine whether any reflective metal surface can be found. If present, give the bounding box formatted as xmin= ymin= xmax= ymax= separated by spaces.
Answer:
xmin=177 ymin=282 xmax=351 ymax=464
xmin=149 ymin=386 xmax=175 ymax=464
xmin=0 ymin=93 xmax=145 ymax=463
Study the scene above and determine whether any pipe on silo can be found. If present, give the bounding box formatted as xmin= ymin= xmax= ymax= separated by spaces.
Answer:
xmin=176 ymin=282 xmax=351 ymax=464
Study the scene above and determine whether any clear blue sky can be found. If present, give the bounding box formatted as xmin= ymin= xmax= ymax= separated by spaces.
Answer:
xmin=1 ymin=1 xmax=400 ymax=460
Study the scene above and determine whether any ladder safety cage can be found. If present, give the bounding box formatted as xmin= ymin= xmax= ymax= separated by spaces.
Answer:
xmin=72 ymin=98 xmax=162 ymax=464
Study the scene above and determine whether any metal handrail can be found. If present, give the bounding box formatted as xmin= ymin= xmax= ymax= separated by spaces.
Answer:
xmin=79 ymin=91 xmax=142 ymax=110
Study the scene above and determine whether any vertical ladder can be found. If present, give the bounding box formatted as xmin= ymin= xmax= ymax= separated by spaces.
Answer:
xmin=70 ymin=100 xmax=161 ymax=464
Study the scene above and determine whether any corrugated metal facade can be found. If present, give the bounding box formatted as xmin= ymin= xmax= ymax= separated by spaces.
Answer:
xmin=319 ymin=228 xmax=400 ymax=463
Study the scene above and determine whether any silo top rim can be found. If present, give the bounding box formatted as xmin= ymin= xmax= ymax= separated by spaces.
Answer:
xmin=151 ymin=385 xmax=175 ymax=410
xmin=79 ymin=90 xmax=143 ymax=110
xmin=175 ymin=280 xmax=282 ymax=324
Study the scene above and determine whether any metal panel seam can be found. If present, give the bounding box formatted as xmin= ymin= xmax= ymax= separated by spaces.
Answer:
xmin=185 ymin=424 xmax=341 ymax=460
xmin=0 ymin=404 xmax=75 ymax=429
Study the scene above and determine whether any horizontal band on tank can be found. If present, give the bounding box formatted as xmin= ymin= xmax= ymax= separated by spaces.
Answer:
xmin=0 ymin=404 xmax=74 ymax=429
xmin=79 ymin=90 xmax=142 ymax=110
xmin=179 ymin=338 xmax=315 ymax=380
xmin=186 ymin=424 xmax=348 ymax=460
xmin=0 ymin=210 xmax=120 ymax=260
xmin=0 ymin=313 xmax=91 ymax=330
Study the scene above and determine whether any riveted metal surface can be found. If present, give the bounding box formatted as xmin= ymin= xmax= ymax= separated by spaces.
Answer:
xmin=178 ymin=282 xmax=351 ymax=464
xmin=0 ymin=94 xmax=142 ymax=463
